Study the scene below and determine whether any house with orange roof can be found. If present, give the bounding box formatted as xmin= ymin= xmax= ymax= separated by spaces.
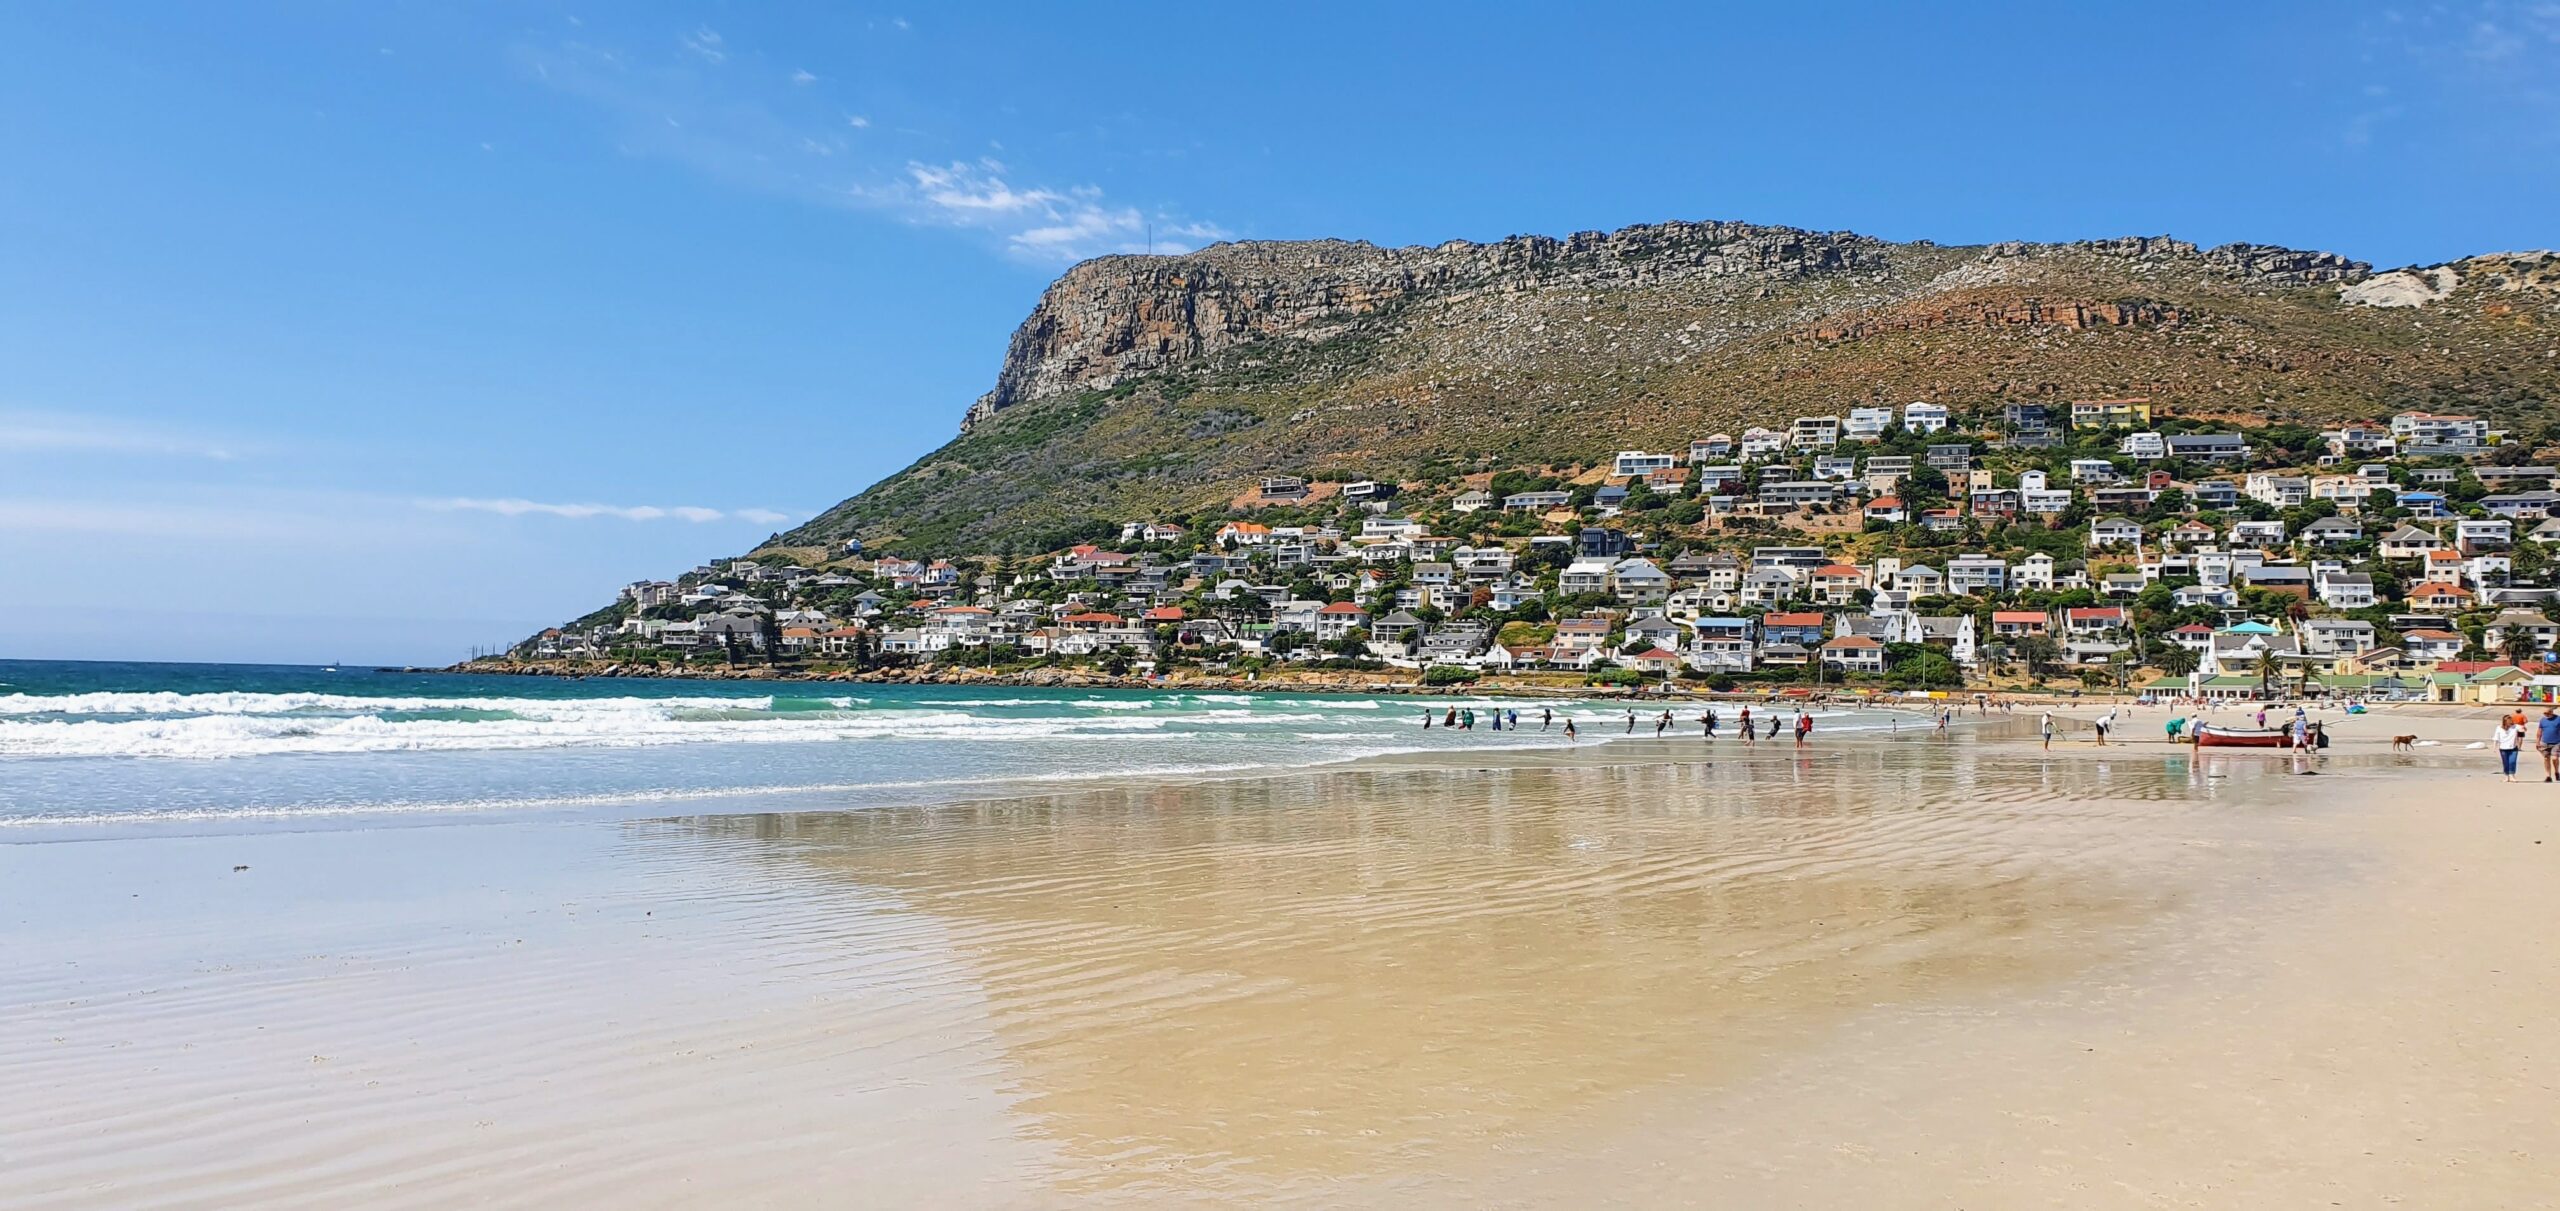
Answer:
xmin=1819 ymin=635 xmax=1886 ymax=674
xmin=1807 ymin=563 xmax=1866 ymax=604
xmin=1990 ymin=610 xmax=2049 ymax=638
xmin=2406 ymin=581 xmax=2472 ymax=613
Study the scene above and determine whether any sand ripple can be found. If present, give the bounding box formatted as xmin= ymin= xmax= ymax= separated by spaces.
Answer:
xmin=0 ymin=743 xmax=2297 ymax=1207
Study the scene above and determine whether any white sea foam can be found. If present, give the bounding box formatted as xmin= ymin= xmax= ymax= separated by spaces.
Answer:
xmin=0 ymin=690 xmax=806 ymax=718
xmin=0 ymin=705 xmax=1357 ymax=759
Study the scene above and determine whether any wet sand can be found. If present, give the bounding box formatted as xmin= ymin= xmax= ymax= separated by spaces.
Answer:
xmin=4 ymin=727 xmax=2555 ymax=1207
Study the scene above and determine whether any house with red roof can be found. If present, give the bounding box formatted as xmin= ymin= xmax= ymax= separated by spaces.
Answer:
xmin=1312 ymin=600 xmax=1371 ymax=641
xmin=2062 ymin=607 xmax=2128 ymax=636
xmin=1627 ymin=647 xmax=1684 ymax=675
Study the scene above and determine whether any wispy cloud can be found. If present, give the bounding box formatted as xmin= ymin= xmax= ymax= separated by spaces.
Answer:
xmin=2349 ymin=2 xmax=2560 ymax=148
xmin=680 ymin=26 xmax=725 ymax=64
xmin=422 ymin=497 xmax=792 ymax=525
xmin=0 ymin=410 xmax=246 ymax=460
xmin=516 ymin=28 xmax=1226 ymax=262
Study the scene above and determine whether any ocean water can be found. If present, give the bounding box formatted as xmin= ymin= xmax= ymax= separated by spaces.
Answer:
xmin=0 ymin=660 xmax=1902 ymax=838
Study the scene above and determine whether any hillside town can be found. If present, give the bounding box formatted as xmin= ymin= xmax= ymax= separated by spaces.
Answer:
xmin=516 ymin=401 xmax=2560 ymax=704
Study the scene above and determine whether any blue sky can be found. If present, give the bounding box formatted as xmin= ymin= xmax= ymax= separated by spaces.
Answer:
xmin=3 ymin=2 xmax=2554 ymax=664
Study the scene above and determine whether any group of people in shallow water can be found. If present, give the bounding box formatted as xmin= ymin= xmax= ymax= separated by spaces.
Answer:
xmin=1424 ymin=704 xmax=1529 ymax=732
xmin=1426 ymin=702 xmax=1821 ymax=746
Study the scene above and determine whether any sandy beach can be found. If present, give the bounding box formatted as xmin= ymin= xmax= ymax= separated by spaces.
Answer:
xmin=4 ymin=707 xmax=2555 ymax=1208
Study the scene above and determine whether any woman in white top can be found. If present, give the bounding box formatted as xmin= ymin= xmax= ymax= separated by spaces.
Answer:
xmin=2496 ymin=717 xmax=2528 ymax=782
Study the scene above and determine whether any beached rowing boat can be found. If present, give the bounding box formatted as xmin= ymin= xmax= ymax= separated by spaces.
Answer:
xmin=2191 ymin=723 xmax=2322 ymax=749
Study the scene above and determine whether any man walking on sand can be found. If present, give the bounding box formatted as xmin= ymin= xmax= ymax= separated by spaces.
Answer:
xmin=2539 ymin=706 xmax=2560 ymax=782
xmin=2041 ymin=711 xmax=2054 ymax=750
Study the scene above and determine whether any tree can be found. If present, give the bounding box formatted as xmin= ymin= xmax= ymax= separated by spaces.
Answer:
xmin=2017 ymin=635 xmax=2064 ymax=678
xmin=2253 ymin=649 xmax=2280 ymax=696
xmin=1886 ymin=648 xmax=1960 ymax=690
xmin=2153 ymin=644 xmax=2200 ymax=677
xmin=2501 ymin=626 xmax=2538 ymax=667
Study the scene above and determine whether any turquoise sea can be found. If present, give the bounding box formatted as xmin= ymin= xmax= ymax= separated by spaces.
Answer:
xmin=0 ymin=660 xmax=1902 ymax=839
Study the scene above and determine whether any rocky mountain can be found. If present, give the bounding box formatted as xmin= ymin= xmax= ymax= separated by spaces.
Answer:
xmin=778 ymin=220 xmax=2559 ymax=556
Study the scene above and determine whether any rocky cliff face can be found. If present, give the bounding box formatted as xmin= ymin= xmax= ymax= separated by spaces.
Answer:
xmin=962 ymin=221 xmax=1902 ymax=428
xmin=961 ymin=221 xmax=2373 ymax=430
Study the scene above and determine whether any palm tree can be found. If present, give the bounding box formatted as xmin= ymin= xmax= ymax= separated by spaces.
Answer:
xmin=2154 ymin=644 xmax=2200 ymax=678
xmin=2254 ymin=649 xmax=2280 ymax=697
xmin=2501 ymin=627 xmax=2538 ymax=668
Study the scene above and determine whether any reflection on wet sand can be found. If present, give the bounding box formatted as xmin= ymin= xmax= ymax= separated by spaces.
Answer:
xmin=659 ymin=744 xmax=2266 ymax=1199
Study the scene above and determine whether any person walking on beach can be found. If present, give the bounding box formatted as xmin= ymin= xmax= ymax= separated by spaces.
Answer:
xmin=1444 ymin=706 xmax=1458 ymax=728
xmin=1540 ymin=707 xmax=1552 ymax=731
xmin=2040 ymin=711 xmax=2054 ymax=750
xmin=1508 ymin=709 xmax=1519 ymax=730
xmin=1625 ymin=710 xmax=1636 ymax=735
xmin=1654 ymin=711 xmax=1670 ymax=738
xmin=2539 ymin=707 xmax=2560 ymax=782
xmin=1423 ymin=710 xmax=1433 ymax=730
xmin=1794 ymin=710 xmax=1813 ymax=747
xmin=1563 ymin=718 xmax=1578 ymax=743
xmin=2496 ymin=714 xmax=2527 ymax=782
xmin=1704 ymin=708 xmax=1719 ymax=738
xmin=1491 ymin=709 xmax=1502 ymax=732
xmin=1769 ymin=714 xmax=1785 ymax=741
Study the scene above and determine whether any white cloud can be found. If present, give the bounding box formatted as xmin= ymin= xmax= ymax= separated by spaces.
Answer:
xmin=0 ymin=410 xmax=245 ymax=460
xmin=421 ymin=497 xmax=793 ymax=525
xmin=900 ymin=160 xmax=1231 ymax=260
xmin=518 ymin=31 xmax=1225 ymax=264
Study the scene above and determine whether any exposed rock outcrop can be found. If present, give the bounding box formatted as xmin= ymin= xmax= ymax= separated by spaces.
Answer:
xmin=963 ymin=222 xmax=2372 ymax=430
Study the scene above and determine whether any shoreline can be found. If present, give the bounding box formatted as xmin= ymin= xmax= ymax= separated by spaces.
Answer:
xmin=424 ymin=655 xmax=2186 ymax=708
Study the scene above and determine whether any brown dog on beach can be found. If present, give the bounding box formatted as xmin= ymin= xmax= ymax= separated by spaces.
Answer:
xmin=2391 ymin=734 xmax=2418 ymax=752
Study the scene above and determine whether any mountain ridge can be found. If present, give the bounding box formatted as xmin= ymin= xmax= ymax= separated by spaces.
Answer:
xmin=774 ymin=218 xmax=2555 ymax=556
